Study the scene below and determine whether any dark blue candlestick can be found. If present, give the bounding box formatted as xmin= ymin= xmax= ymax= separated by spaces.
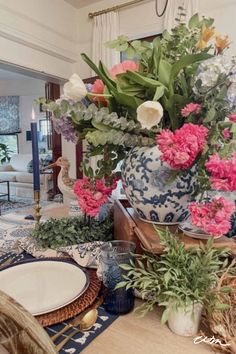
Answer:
xmin=31 ymin=121 xmax=40 ymax=191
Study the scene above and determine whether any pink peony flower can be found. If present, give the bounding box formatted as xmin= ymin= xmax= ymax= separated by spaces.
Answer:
xmin=110 ymin=60 xmax=139 ymax=79
xmin=229 ymin=113 xmax=236 ymax=122
xmin=189 ymin=196 xmax=235 ymax=236
xmin=181 ymin=103 xmax=202 ymax=117
xmin=205 ymin=153 xmax=236 ymax=191
xmin=91 ymin=79 xmax=107 ymax=105
xmin=156 ymin=123 xmax=208 ymax=170
xmin=222 ymin=128 xmax=231 ymax=139
xmin=73 ymin=177 xmax=118 ymax=217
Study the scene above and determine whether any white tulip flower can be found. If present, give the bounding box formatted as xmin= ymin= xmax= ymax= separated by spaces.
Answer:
xmin=137 ymin=101 xmax=164 ymax=129
xmin=63 ymin=73 xmax=87 ymax=101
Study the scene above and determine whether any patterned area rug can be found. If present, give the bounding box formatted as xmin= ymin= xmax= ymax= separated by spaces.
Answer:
xmin=0 ymin=198 xmax=35 ymax=215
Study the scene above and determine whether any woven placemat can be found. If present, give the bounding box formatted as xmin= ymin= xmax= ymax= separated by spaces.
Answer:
xmin=36 ymin=268 xmax=101 ymax=327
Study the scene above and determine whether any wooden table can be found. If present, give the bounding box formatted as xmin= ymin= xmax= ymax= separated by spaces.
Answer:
xmin=83 ymin=299 xmax=212 ymax=354
xmin=14 ymin=202 xmax=223 ymax=353
xmin=114 ymin=200 xmax=236 ymax=255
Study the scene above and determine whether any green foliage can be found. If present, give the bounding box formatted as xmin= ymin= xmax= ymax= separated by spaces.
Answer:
xmin=117 ymin=227 xmax=230 ymax=321
xmin=83 ymin=15 xmax=214 ymax=132
xmin=0 ymin=143 xmax=11 ymax=163
xmin=31 ymin=216 xmax=113 ymax=249
xmin=38 ymin=98 xmax=155 ymax=178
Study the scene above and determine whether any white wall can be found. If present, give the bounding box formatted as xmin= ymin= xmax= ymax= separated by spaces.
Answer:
xmin=199 ymin=0 xmax=236 ymax=57
xmin=0 ymin=0 xmax=78 ymax=79
xmin=0 ymin=78 xmax=45 ymax=96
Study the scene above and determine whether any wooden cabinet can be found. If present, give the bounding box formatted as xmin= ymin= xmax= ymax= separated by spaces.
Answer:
xmin=114 ymin=199 xmax=236 ymax=256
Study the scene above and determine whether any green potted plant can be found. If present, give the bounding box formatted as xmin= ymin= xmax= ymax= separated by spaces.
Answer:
xmin=116 ymin=227 xmax=230 ymax=336
xmin=0 ymin=143 xmax=11 ymax=164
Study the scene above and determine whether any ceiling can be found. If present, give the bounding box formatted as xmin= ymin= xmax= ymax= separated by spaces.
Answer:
xmin=64 ymin=0 xmax=103 ymax=8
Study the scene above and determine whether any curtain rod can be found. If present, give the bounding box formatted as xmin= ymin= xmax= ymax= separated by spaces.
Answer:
xmin=88 ymin=0 xmax=147 ymax=18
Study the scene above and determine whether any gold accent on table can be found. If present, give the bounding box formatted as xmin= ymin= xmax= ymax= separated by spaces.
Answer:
xmin=34 ymin=190 xmax=42 ymax=225
xmin=51 ymin=297 xmax=103 ymax=342
xmin=88 ymin=0 xmax=147 ymax=18
xmin=56 ymin=308 xmax=98 ymax=351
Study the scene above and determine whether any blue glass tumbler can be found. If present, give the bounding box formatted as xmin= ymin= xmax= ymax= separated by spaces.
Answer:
xmin=100 ymin=240 xmax=136 ymax=315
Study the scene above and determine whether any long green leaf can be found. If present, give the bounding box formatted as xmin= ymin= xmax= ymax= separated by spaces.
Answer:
xmin=165 ymin=94 xmax=189 ymax=130
xmin=124 ymin=71 xmax=165 ymax=90
xmin=169 ymin=53 xmax=212 ymax=85
xmin=81 ymin=53 xmax=116 ymax=91
xmin=111 ymin=90 xmax=143 ymax=110
xmin=152 ymin=36 xmax=162 ymax=77
xmin=158 ymin=59 xmax=172 ymax=87
xmin=98 ymin=61 xmax=117 ymax=88
xmin=153 ymin=86 xmax=165 ymax=101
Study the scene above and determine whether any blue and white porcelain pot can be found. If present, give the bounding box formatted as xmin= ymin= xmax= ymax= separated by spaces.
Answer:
xmin=121 ymin=146 xmax=195 ymax=224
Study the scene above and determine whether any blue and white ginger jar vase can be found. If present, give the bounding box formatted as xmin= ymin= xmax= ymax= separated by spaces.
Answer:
xmin=121 ymin=146 xmax=195 ymax=224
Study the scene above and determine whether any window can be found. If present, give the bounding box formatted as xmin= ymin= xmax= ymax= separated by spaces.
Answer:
xmin=39 ymin=119 xmax=52 ymax=137
xmin=0 ymin=135 xmax=18 ymax=156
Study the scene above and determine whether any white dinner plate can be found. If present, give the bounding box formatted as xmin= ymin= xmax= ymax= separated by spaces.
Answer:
xmin=0 ymin=259 xmax=89 ymax=315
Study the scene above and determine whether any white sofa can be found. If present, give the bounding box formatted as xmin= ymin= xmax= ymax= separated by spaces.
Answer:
xmin=0 ymin=154 xmax=53 ymax=200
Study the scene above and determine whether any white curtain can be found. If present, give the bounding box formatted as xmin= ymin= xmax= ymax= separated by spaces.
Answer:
xmin=92 ymin=11 xmax=120 ymax=74
xmin=90 ymin=11 xmax=120 ymax=172
xmin=164 ymin=0 xmax=199 ymax=32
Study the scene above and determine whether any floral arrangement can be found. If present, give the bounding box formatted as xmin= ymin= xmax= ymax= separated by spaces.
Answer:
xmin=40 ymin=14 xmax=236 ymax=233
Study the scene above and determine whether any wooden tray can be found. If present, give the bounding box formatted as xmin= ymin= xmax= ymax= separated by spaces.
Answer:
xmin=114 ymin=200 xmax=236 ymax=256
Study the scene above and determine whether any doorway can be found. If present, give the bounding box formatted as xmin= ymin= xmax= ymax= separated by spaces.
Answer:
xmin=0 ymin=62 xmax=64 ymax=197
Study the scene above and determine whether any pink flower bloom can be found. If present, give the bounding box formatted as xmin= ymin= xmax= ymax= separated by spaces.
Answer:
xmin=181 ymin=103 xmax=202 ymax=117
xmin=156 ymin=123 xmax=208 ymax=170
xmin=205 ymin=153 xmax=236 ymax=191
xmin=222 ymin=128 xmax=231 ymax=139
xmin=91 ymin=79 xmax=107 ymax=105
xmin=189 ymin=196 xmax=235 ymax=236
xmin=110 ymin=60 xmax=139 ymax=79
xmin=91 ymin=61 xmax=138 ymax=105
xmin=229 ymin=113 xmax=236 ymax=122
xmin=73 ymin=177 xmax=118 ymax=217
